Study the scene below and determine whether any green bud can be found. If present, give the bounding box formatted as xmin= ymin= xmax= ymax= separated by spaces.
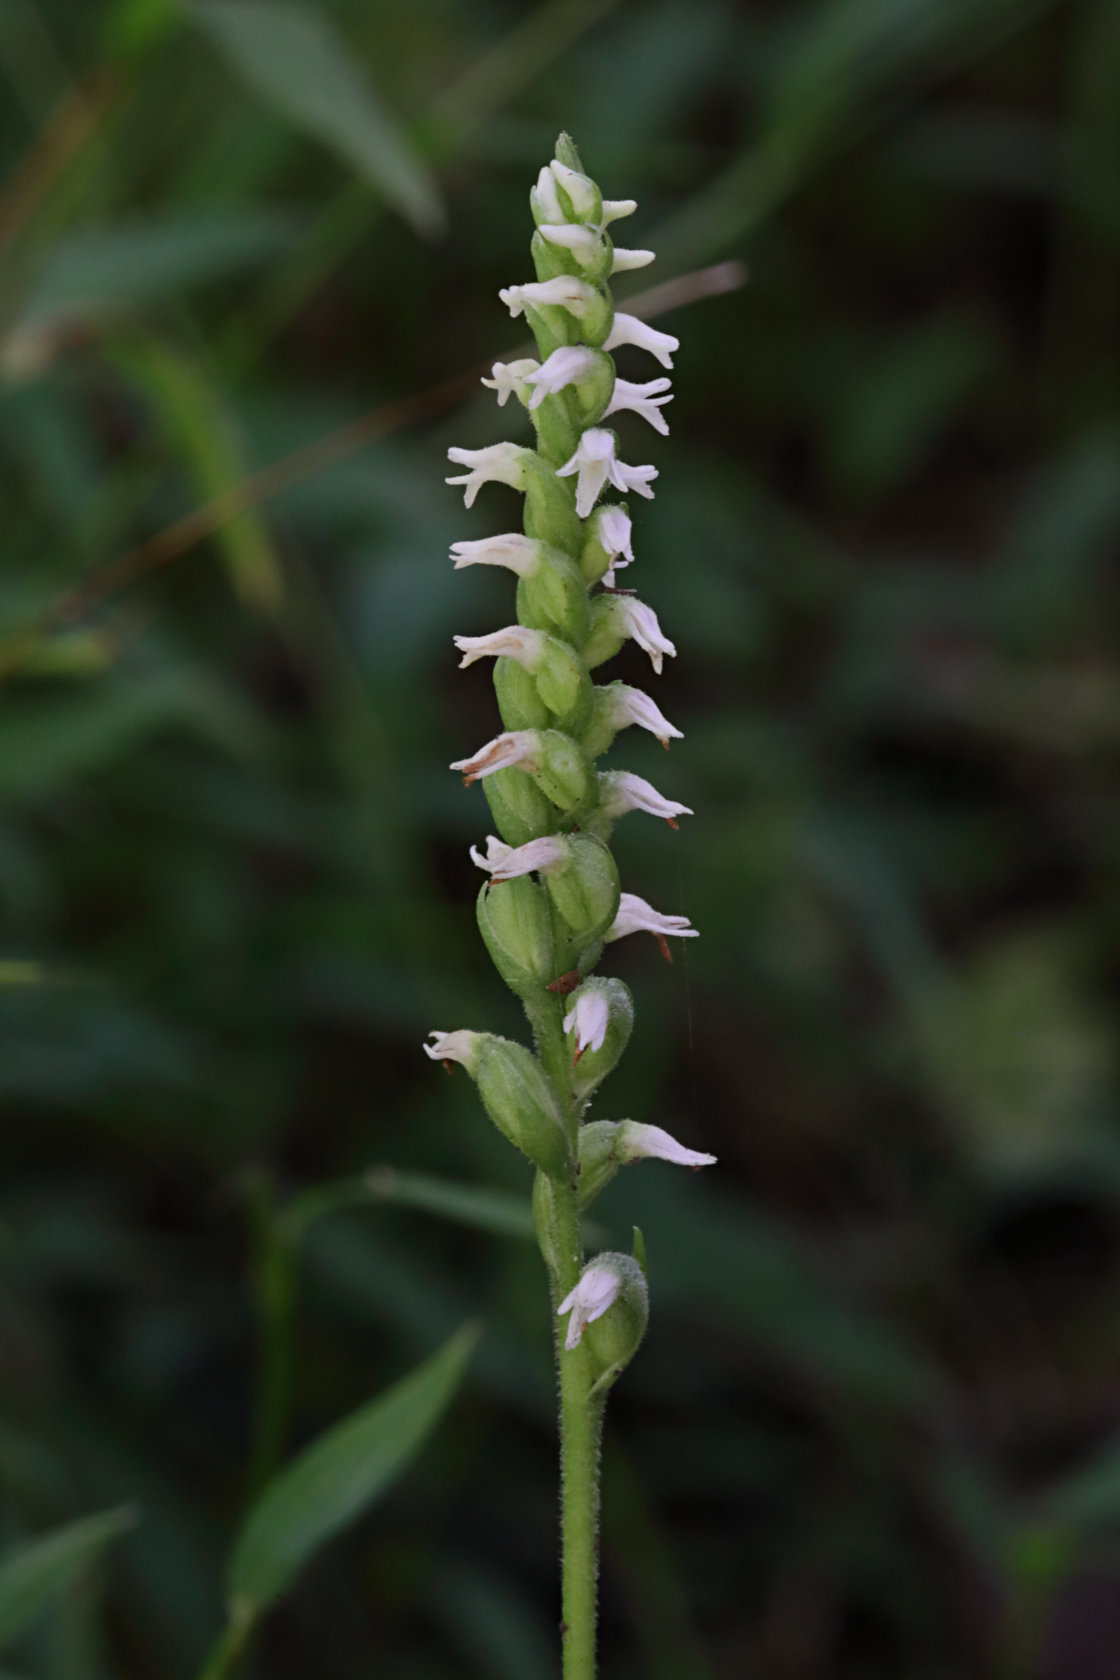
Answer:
xmin=523 ymin=452 xmax=581 ymax=554
xmin=575 ymin=1120 xmax=624 ymax=1209
xmin=516 ymin=548 xmax=590 ymax=644
xmin=528 ymin=729 xmax=594 ymax=814
xmin=483 ymin=766 xmax=560 ymax=848
xmin=581 ymin=592 xmax=629 ymax=670
xmin=477 ymin=875 xmax=555 ymax=995
xmin=525 ymin=631 xmax=590 ymax=727
xmin=544 ymin=836 xmax=620 ymax=947
xmin=557 ymin=1251 xmax=649 ymax=1394
xmin=495 ymin=656 xmax=551 ymax=732
xmin=473 ymin=1034 xmax=572 ymax=1178
xmin=562 ymin=975 xmax=633 ymax=1102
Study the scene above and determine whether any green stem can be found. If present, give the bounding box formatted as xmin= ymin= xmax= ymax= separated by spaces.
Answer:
xmin=525 ymin=988 xmax=602 ymax=1679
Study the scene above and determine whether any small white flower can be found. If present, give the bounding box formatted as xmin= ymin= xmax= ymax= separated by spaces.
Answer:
xmin=523 ymin=346 xmax=600 ymax=411
xmin=537 ymin=223 xmax=602 ymax=266
xmin=470 ymin=834 xmax=566 ymax=881
xmin=603 ymin=376 xmax=673 ymax=436
xmin=610 ymin=248 xmax=655 ymax=273
xmin=481 ymin=358 xmax=540 ymax=407
xmin=556 ymin=429 xmax=658 ymax=519
xmin=605 ymin=892 xmax=698 ymax=948
xmin=601 ymin=198 xmax=637 ymax=224
xmin=615 ymin=597 xmax=676 ymax=674
xmin=549 ymin=159 xmax=598 ymax=219
xmin=423 ymin=1029 xmax=480 ymax=1070
xmin=499 ymin=277 xmax=599 ymax=321
xmin=449 ymin=730 xmax=540 ymax=784
xmin=604 ymin=312 xmax=679 ymax=370
xmin=596 ymin=506 xmax=634 ymax=565
xmin=453 ymin=625 xmax=546 ymax=670
xmin=563 ymin=989 xmax=610 ymax=1059
xmin=598 ymin=771 xmax=692 ymax=826
xmin=604 ymin=684 xmax=683 ymax=747
xmin=615 ymin=1121 xmax=716 ymax=1169
xmin=450 ymin=534 xmax=542 ymax=576
xmin=532 ymin=165 xmax=565 ymax=224
xmin=446 ymin=442 xmax=532 ymax=508
xmin=557 ymin=1261 xmax=622 ymax=1351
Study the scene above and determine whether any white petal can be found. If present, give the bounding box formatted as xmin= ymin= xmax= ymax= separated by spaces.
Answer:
xmin=606 ymin=892 xmax=698 ymax=943
xmin=483 ymin=835 xmax=567 ymax=881
xmin=469 ymin=834 xmax=514 ymax=871
xmin=523 ymin=346 xmax=600 ymax=410
xmin=556 ymin=428 xmax=616 ymax=519
xmin=423 ymin=1029 xmax=479 ymax=1068
xmin=618 ymin=598 xmax=676 ymax=673
xmin=499 ymin=277 xmax=598 ymax=321
xmin=557 ymin=1262 xmax=623 ymax=1349
xmin=604 ymin=311 xmax=679 ymax=369
xmin=596 ymin=506 xmax=634 ymax=563
xmin=563 ymin=989 xmax=610 ymax=1056
xmin=610 ymin=248 xmax=655 ymax=273
xmin=603 ymin=376 xmax=673 ymax=436
xmin=601 ymin=198 xmax=637 ymax=224
xmin=617 ymin=1121 xmax=716 ymax=1168
xmin=549 ymin=160 xmax=598 ymax=219
xmin=538 ymin=223 xmax=601 ymax=265
xmin=598 ymin=771 xmax=692 ymax=824
xmin=453 ymin=626 xmax=544 ymax=669
xmin=481 ymin=358 xmax=539 ymax=406
xmin=450 ymin=535 xmax=542 ymax=576
xmin=450 ymin=730 xmax=540 ymax=783
xmin=607 ymin=684 xmax=683 ymax=746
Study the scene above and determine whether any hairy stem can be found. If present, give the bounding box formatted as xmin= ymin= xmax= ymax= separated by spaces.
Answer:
xmin=552 ymin=1178 xmax=602 ymax=1680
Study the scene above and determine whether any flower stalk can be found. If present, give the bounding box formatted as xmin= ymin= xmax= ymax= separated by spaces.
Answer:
xmin=428 ymin=134 xmax=714 ymax=1678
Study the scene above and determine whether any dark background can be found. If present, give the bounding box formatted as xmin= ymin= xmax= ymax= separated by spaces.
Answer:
xmin=2 ymin=0 xmax=1120 ymax=1674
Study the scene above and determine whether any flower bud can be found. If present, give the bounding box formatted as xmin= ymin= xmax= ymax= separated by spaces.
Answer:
xmin=471 ymin=1033 xmax=573 ymax=1177
xmin=516 ymin=550 xmax=591 ymax=645
xmin=558 ymin=1252 xmax=648 ymax=1393
xmin=494 ymin=655 xmax=551 ymax=732
xmin=476 ymin=874 xmax=555 ymax=996
xmin=563 ymin=977 xmax=633 ymax=1102
xmin=543 ymin=835 xmax=620 ymax=948
xmin=482 ymin=766 xmax=558 ymax=848
xmin=549 ymin=156 xmax=602 ymax=225
xmin=575 ymin=1118 xmax=717 ymax=1209
xmin=527 ymin=729 xmax=595 ymax=814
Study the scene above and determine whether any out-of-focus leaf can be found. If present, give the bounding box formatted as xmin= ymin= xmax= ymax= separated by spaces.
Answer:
xmin=115 ymin=336 xmax=284 ymax=613
xmin=290 ymin=1167 xmax=536 ymax=1241
xmin=188 ymin=1 xmax=444 ymax=237
xmin=227 ymin=1322 xmax=478 ymax=1618
xmin=0 ymin=1507 xmax=138 ymax=1654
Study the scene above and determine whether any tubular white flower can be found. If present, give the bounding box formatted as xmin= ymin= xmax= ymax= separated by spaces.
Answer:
xmin=556 ymin=429 xmax=658 ymax=519
xmin=549 ymin=159 xmax=598 ymax=219
xmin=598 ymin=771 xmax=693 ymax=826
xmin=615 ymin=1121 xmax=716 ymax=1169
xmin=450 ymin=534 xmax=542 ymax=576
xmin=603 ymin=376 xmax=673 ymax=436
xmin=446 ymin=442 xmax=532 ymax=508
xmin=604 ymin=312 xmax=679 ymax=369
xmin=481 ymin=358 xmax=540 ymax=407
xmin=596 ymin=506 xmax=634 ymax=564
xmin=605 ymin=891 xmax=698 ymax=944
xmin=449 ymin=730 xmax=541 ymax=784
xmin=601 ymin=198 xmax=637 ymax=224
xmin=610 ymin=248 xmax=655 ymax=273
xmin=471 ymin=834 xmax=567 ymax=881
xmin=423 ymin=1029 xmax=480 ymax=1070
xmin=538 ymin=223 xmax=602 ymax=266
xmin=500 ymin=277 xmax=599 ymax=321
xmin=604 ymin=684 xmax=683 ymax=747
xmin=563 ymin=989 xmax=610 ymax=1058
xmin=557 ymin=1261 xmax=623 ymax=1351
xmin=616 ymin=597 xmax=676 ymax=673
xmin=454 ymin=625 xmax=546 ymax=670
xmin=523 ymin=346 xmax=601 ymax=410
xmin=532 ymin=165 xmax=565 ymax=224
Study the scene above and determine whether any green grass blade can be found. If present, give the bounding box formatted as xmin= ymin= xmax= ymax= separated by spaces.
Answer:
xmin=0 ymin=1507 xmax=138 ymax=1655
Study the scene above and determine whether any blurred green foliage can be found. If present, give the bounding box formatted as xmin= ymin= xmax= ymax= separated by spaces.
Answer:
xmin=2 ymin=0 xmax=1120 ymax=1675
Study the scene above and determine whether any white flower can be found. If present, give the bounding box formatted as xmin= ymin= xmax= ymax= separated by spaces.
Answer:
xmin=470 ymin=834 xmax=566 ymax=881
xmin=610 ymin=248 xmax=655 ymax=273
xmin=499 ymin=277 xmax=599 ymax=321
xmin=615 ymin=597 xmax=676 ymax=674
xmin=449 ymin=730 xmax=540 ymax=784
xmin=481 ymin=358 xmax=539 ymax=407
xmin=446 ymin=442 xmax=532 ymax=508
xmin=598 ymin=771 xmax=692 ymax=826
xmin=532 ymin=165 xmax=565 ymax=224
xmin=605 ymin=892 xmax=698 ymax=949
xmin=601 ymin=198 xmax=637 ymax=224
xmin=604 ymin=312 xmax=679 ymax=370
xmin=563 ymin=989 xmax=610 ymax=1058
xmin=537 ymin=223 xmax=602 ymax=266
xmin=523 ymin=346 xmax=600 ymax=411
xmin=450 ymin=534 xmax=542 ymax=576
xmin=596 ymin=506 xmax=634 ymax=565
xmin=557 ymin=1261 xmax=622 ymax=1351
xmin=423 ymin=1029 xmax=479 ymax=1070
xmin=549 ymin=159 xmax=598 ymax=219
xmin=615 ymin=1121 xmax=716 ymax=1169
xmin=603 ymin=376 xmax=673 ymax=436
xmin=603 ymin=684 xmax=683 ymax=747
xmin=555 ymin=429 xmax=658 ymax=519
xmin=453 ymin=625 xmax=545 ymax=670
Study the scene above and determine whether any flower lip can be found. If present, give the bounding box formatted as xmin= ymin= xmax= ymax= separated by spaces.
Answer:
xmin=453 ymin=625 xmax=545 ymax=671
xmin=610 ymin=248 xmax=655 ymax=273
xmin=604 ymin=684 xmax=683 ymax=747
xmin=450 ymin=534 xmax=542 ymax=575
xmin=598 ymin=770 xmax=693 ymax=827
xmin=446 ymin=442 xmax=531 ymax=508
xmin=423 ymin=1029 xmax=479 ymax=1070
xmin=603 ymin=376 xmax=673 ymax=437
xmin=605 ymin=891 xmax=698 ymax=958
xmin=604 ymin=312 xmax=679 ymax=370
xmin=563 ymin=988 xmax=611 ymax=1060
xmin=616 ymin=1120 xmax=716 ymax=1169
xmin=481 ymin=359 xmax=540 ymax=407
xmin=470 ymin=833 xmax=567 ymax=881
xmin=522 ymin=346 xmax=601 ymax=411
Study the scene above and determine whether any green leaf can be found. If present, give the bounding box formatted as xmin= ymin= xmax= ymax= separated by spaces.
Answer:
xmin=0 ymin=1507 xmax=138 ymax=1655
xmin=228 ymin=1322 xmax=478 ymax=1619
xmin=188 ymin=1 xmax=444 ymax=237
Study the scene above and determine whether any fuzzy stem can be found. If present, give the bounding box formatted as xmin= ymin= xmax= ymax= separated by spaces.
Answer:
xmin=553 ymin=1179 xmax=603 ymax=1680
